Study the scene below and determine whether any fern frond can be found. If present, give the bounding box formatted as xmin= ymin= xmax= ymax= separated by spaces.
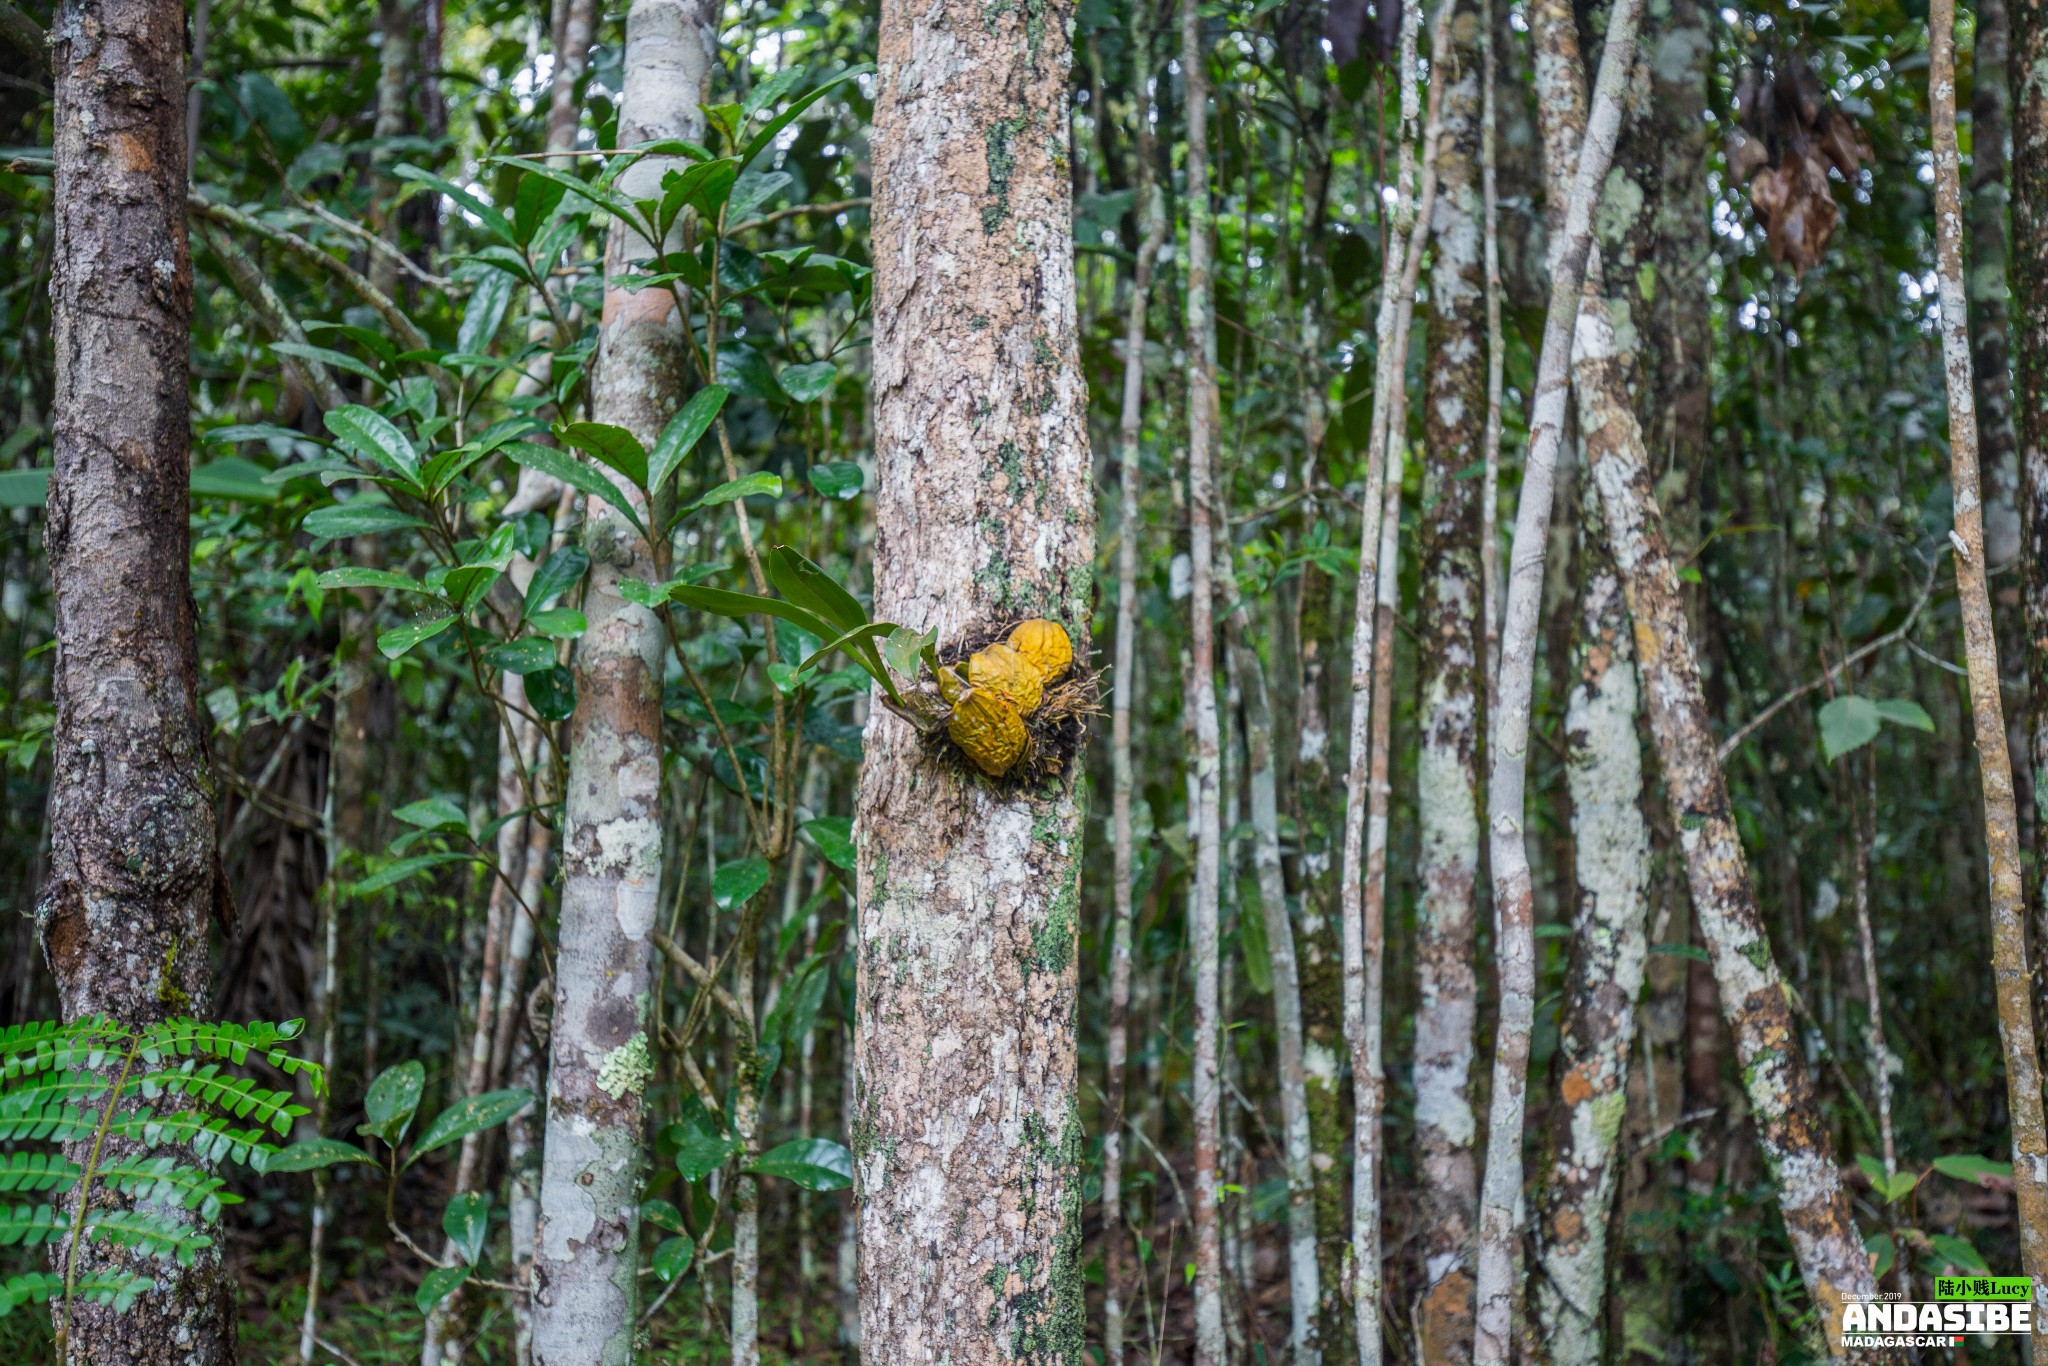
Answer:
xmin=95 ymin=1156 xmax=237 ymax=1220
xmin=0 ymin=1151 xmax=79 ymax=1194
xmin=104 ymin=1108 xmax=278 ymax=1167
xmin=79 ymin=1207 xmax=213 ymax=1266
xmin=0 ymin=1203 xmax=67 ymax=1248
xmin=0 ymin=1102 xmax=100 ymax=1144
xmin=0 ymin=1268 xmax=155 ymax=1317
xmin=0 ymin=1068 xmax=112 ymax=1116
xmin=136 ymin=1019 xmax=324 ymax=1097
xmin=0 ymin=1016 xmax=127 ymax=1060
xmin=0 ymin=1024 xmax=130 ymax=1082
xmin=131 ymin=1063 xmax=308 ymax=1137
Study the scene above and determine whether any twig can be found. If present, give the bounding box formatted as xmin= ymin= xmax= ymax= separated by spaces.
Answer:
xmin=1715 ymin=554 xmax=1946 ymax=761
xmin=187 ymin=193 xmax=430 ymax=351
xmin=651 ymin=930 xmax=752 ymax=1028
xmin=725 ymin=197 xmax=870 ymax=233
xmin=288 ymin=198 xmax=455 ymax=289
xmin=314 ymin=1338 xmax=368 ymax=1366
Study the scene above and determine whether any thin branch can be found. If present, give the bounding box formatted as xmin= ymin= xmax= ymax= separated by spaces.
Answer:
xmin=652 ymin=930 xmax=752 ymax=1029
xmin=187 ymin=193 xmax=430 ymax=351
xmin=725 ymin=196 xmax=871 ymax=233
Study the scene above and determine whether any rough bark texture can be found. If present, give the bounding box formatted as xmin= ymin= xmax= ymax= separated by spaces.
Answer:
xmin=1412 ymin=13 xmax=1484 ymax=1354
xmin=1535 ymin=475 xmax=1651 ymax=1366
xmin=1471 ymin=0 xmax=1641 ymax=1355
xmin=1933 ymin=0 xmax=2048 ymax=1341
xmin=528 ymin=3 xmax=713 ymax=1361
xmin=39 ymin=1 xmax=234 ymax=1360
xmin=1975 ymin=0 xmax=2023 ymax=566
xmin=852 ymin=0 xmax=1095 ymax=1351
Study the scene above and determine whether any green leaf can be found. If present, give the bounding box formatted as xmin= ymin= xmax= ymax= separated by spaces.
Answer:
xmin=728 ymin=169 xmax=791 ymax=220
xmin=640 ymin=1198 xmax=685 ymax=1233
xmin=0 ymin=470 xmax=49 ymax=509
xmin=683 ymin=471 xmax=782 ymax=515
xmin=274 ymin=341 xmax=383 ymax=386
xmin=1818 ymin=695 xmax=1882 ymax=763
xmin=190 ymin=458 xmax=280 ymax=502
xmin=804 ymin=817 xmax=855 ymax=871
xmin=316 ymin=567 xmax=428 ymax=595
xmin=739 ymin=68 xmax=873 ymax=169
xmin=673 ymin=1128 xmax=737 ymax=1182
xmin=393 ymin=797 xmax=467 ymax=831
xmin=882 ymin=625 xmax=935 ymax=680
xmin=503 ymin=442 xmax=644 ymax=537
xmin=512 ymin=171 xmax=569 ymax=246
xmin=527 ymin=608 xmax=586 ymax=639
xmin=323 ymin=403 xmax=419 ymax=483
xmin=355 ymin=852 xmax=481 ymax=896
xmin=1931 ymin=1153 xmax=2013 ymax=1184
xmin=714 ymin=858 xmax=772 ymax=910
xmin=412 ymin=1089 xmax=534 ymax=1162
xmin=666 ymin=583 xmax=837 ymax=646
xmin=1872 ymin=698 xmax=1935 ymax=734
xmin=653 ymin=1233 xmax=696 ymax=1282
xmin=765 ymin=546 xmax=867 ymax=637
xmin=394 ymin=163 xmax=517 ymax=245
xmin=807 ymin=461 xmax=863 ymax=500
xmin=524 ymin=545 xmax=590 ymax=616
xmin=559 ymin=422 xmax=650 ymax=491
xmin=1864 ymin=1231 xmax=1896 ymax=1279
xmin=378 ymin=615 xmax=458 ymax=660
xmin=443 ymin=1191 xmax=489 ymax=1266
xmin=203 ymin=422 xmax=320 ymax=447
xmin=1648 ymin=942 xmax=1713 ymax=963
xmin=648 ymin=386 xmax=730 ymax=497
xmin=743 ymin=1138 xmax=852 ymax=1192
xmin=777 ymin=361 xmax=837 ymax=403
xmin=416 ymin=1265 xmax=470 ymax=1316
xmin=1928 ymin=1233 xmax=1991 ymax=1273
xmin=303 ymin=503 xmax=426 ymax=540
xmin=260 ymin=1136 xmax=377 ymax=1173
xmin=359 ymin=1060 xmax=426 ymax=1147
xmin=458 ymin=269 xmax=515 ymax=355
xmin=483 ymin=638 xmax=558 ymax=675
xmin=1236 ymin=875 xmax=1272 ymax=995
xmin=526 ymin=665 xmax=577 ymax=722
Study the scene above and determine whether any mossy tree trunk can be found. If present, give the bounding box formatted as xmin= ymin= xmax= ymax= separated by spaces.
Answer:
xmin=851 ymin=0 xmax=1096 ymax=1352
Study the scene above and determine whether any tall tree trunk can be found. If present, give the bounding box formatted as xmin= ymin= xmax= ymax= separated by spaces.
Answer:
xmin=1932 ymin=0 xmax=2048 ymax=1339
xmin=1178 ymin=0 xmax=1226 ymax=1356
xmin=40 ymin=1 xmax=232 ymax=1361
xmin=1412 ymin=10 xmax=1485 ymax=1357
xmin=528 ymin=3 xmax=713 ymax=1361
xmin=1471 ymin=0 xmax=1643 ymax=1357
xmin=1975 ymin=0 xmax=2024 ymax=569
xmin=852 ymin=0 xmax=1095 ymax=1349
xmin=1105 ymin=30 xmax=1167 ymax=1357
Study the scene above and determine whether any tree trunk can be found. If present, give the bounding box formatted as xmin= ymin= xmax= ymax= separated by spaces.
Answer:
xmin=39 ymin=0 xmax=233 ymax=1360
xmin=1931 ymin=0 xmax=2048 ymax=1340
xmin=1974 ymin=0 xmax=2023 ymax=568
xmin=1471 ymin=0 xmax=1643 ymax=1356
xmin=528 ymin=3 xmax=713 ymax=1361
xmin=852 ymin=0 xmax=1095 ymax=1349
xmin=1412 ymin=10 xmax=1485 ymax=1356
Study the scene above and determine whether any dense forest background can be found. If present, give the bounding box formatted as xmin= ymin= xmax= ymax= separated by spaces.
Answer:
xmin=0 ymin=0 xmax=2040 ymax=1359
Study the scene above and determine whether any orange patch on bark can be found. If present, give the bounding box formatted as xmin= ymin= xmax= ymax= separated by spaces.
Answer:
xmin=1559 ymin=1065 xmax=1595 ymax=1107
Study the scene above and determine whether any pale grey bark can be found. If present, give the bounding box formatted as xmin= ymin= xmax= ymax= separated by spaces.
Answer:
xmin=1471 ymin=0 xmax=1643 ymax=1358
xmin=853 ymin=0 xmax=1095 ymax=1351
xmin=529 ymin=3 xmax=713 ymax=1361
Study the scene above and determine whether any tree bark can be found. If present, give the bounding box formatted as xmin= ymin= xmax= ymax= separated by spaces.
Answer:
xmin=1932 ymin=0 xmax=2048 ymax=1341
xmin=852 ymin=0 xmax=1095 ymax=1350
xmin=1412 ymin=10 xmax=1485 ymax=1357
xmin=39 ymin=0 xmax=233 ymax=1360
xmin=1975 ymin=0 xmax=2024 ymax=568
xmin=1471 ymin=0 xmax=1642 ymax=1357
xmin=528 ymin=3 xmax=713 ymax=1362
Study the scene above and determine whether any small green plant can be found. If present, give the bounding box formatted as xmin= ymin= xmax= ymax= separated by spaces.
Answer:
xmin=0 ymin=1016 xmax=319 ymax=1349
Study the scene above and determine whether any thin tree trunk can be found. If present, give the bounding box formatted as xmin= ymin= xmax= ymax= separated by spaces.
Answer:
xmin=1178 ymin=0 xmax=1226 ymax=1356
xmin=852 ymin=0 xmax=1095 ymax=1347
xmin=1479 ymin=0 xmax=1506 ymax=703
xmin=41 ymin=0 xmax=232 ymax=1359
xmin=1534 ymin=476 xmax=1652 ymax=1365
xmin=1974 ymin=0 xmax=2023 ymax=567
xmin=2014 ymin=0 xmax=2048 ymax=1086
xmin=529 ymin=3 xmax=713 ymax=1360
xmin=1931 ymin=0 xmax=2048 ymax=1339
xmin=1471 ymin=0 xmax=1643 ymax=1357
xmin=1105 ymin=26 xmax=1167 ymax=1356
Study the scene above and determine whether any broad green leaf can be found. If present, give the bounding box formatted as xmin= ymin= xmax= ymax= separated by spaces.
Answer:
xmin=483 ymin=638 xmax=558 ymax=675
xmin=393 ymin=797 xmax=467 ymax=831
xmin=1818 ymin=695 xmax=1882 ymax=763
xmin=799 ymin=621 xmax=895 ymax=675
xmin=259 ymin=1137 xmax=376 ymax=1173
xmin=683 ymin=472 xmax=782 ymax=514
xmin=378 ymin=615 xmax=457 ymax=660
xmin=204 ymin=422 xmax=320 ymax=447
xmin=0 ymin=470 xmax=49 ymax=509
xmin=778 ymin=361 xmax=837 ymax=403
xmin=1648 ymin=942 xmax=1713 ymax=962
xmin=742 ymin=1138 xmax=852 ymax=1192
xmin=503 ymin=442 xmax=644 ymax=537
xmin=527 ymin=608 xmax=585 ymax=639
xmin=559 ymin=422 xmax=650 ymax=491
xmin=808 ymin=461 xmax=863 ymax=500
xmin=673 ymin=1128 xmax=737 ymax=1182
xmin=713 ymin=858 xmax=772 ymax=910
xmin=739 ymin=68 xmax=874 ymax=169
xmin=1932 ymin=1153 xmax=2013 ymax=1184
xmin=442 ymin=1191 xmax=489 ymax=1266
xmin=640 ymin=1198 xmax=685 ymax=1234
xmin=727 ymin=169 xmax=791 ymax=221
xmin=653 ymin=1233 xmax=696 ymax=1282
xmin=412 ymin=1089 xmax=534 ymax=1162
xmin=1865 ymin=1231 xmax=1896 ymax=1279
xmin=1928 ymin=1233 xmax=1991 ymax=1273
xmin=360 ymin=1060 xmax=426 ymax=1147
xmin=316 ymin=567 xmax=429 ymax=595
xmin=324 ymin=409 xmax=420 ymax=485
xmin=415 ymin=1265 xmax=470 ymax=1316
xmin=512 ymin=171 xmax=569 ymax=246
xmin=303 ymin=503 xmax=426 ymax=540
xmin=274 ymin=341 xmax=382 ymax=386
xmin=190 ymin=458 xmax=279 ymax=502
xmin=524 ymin=545 xmax=589 ymax=616
xmin=666 ymin=583 xmax=837 ymax=645
xmin=1872 ymin=698 xmax=1935 ymax=734
xmin=649 ymin=386 xmax=729 ymax=497
xmin=803 ymin=817 xmax=855 ymax=872
xmin=1236 ymin=875 xmax=1272 ymax=995
xmin=765 ymin=546 xmax=867 ymax=637
xmin=526 ymin=666 xmax=576 ymax=722
xmin=882 ymin=625 xmax=935 ymax=680
xmin=394 ymin=163 xmax=516 ymax=245
xmin=457 ymin=270 xmax=515 ymax=355
xmin=355 ymin=852 xmax=481 ymax=897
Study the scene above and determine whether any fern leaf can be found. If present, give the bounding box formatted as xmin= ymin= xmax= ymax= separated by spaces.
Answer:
xmin=132 ymin=1064 xmax=307 ymax=1137
xmin=0 ymin=1102 xmax=99 ymax=1144
xmin=0 ymin=1203 xmax=68 ymax=1248
xmin=105 ymin=1108 xmax=278 ymax=1167
xmin=96 ymin=1156 xmax=236 ymax=1220
xmin=0 ymin=1068 xmax=112 ymax=1116
xmin=137 ymin=1019 xmax=324 ymax=1098
xmin=80 ymin=1207 xmax=213 ymax=1266
xmin=0 ymin=1269 xmax=156 ymax=1317
xmin=0 ymin=1151 xmax=79 ymax=1195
